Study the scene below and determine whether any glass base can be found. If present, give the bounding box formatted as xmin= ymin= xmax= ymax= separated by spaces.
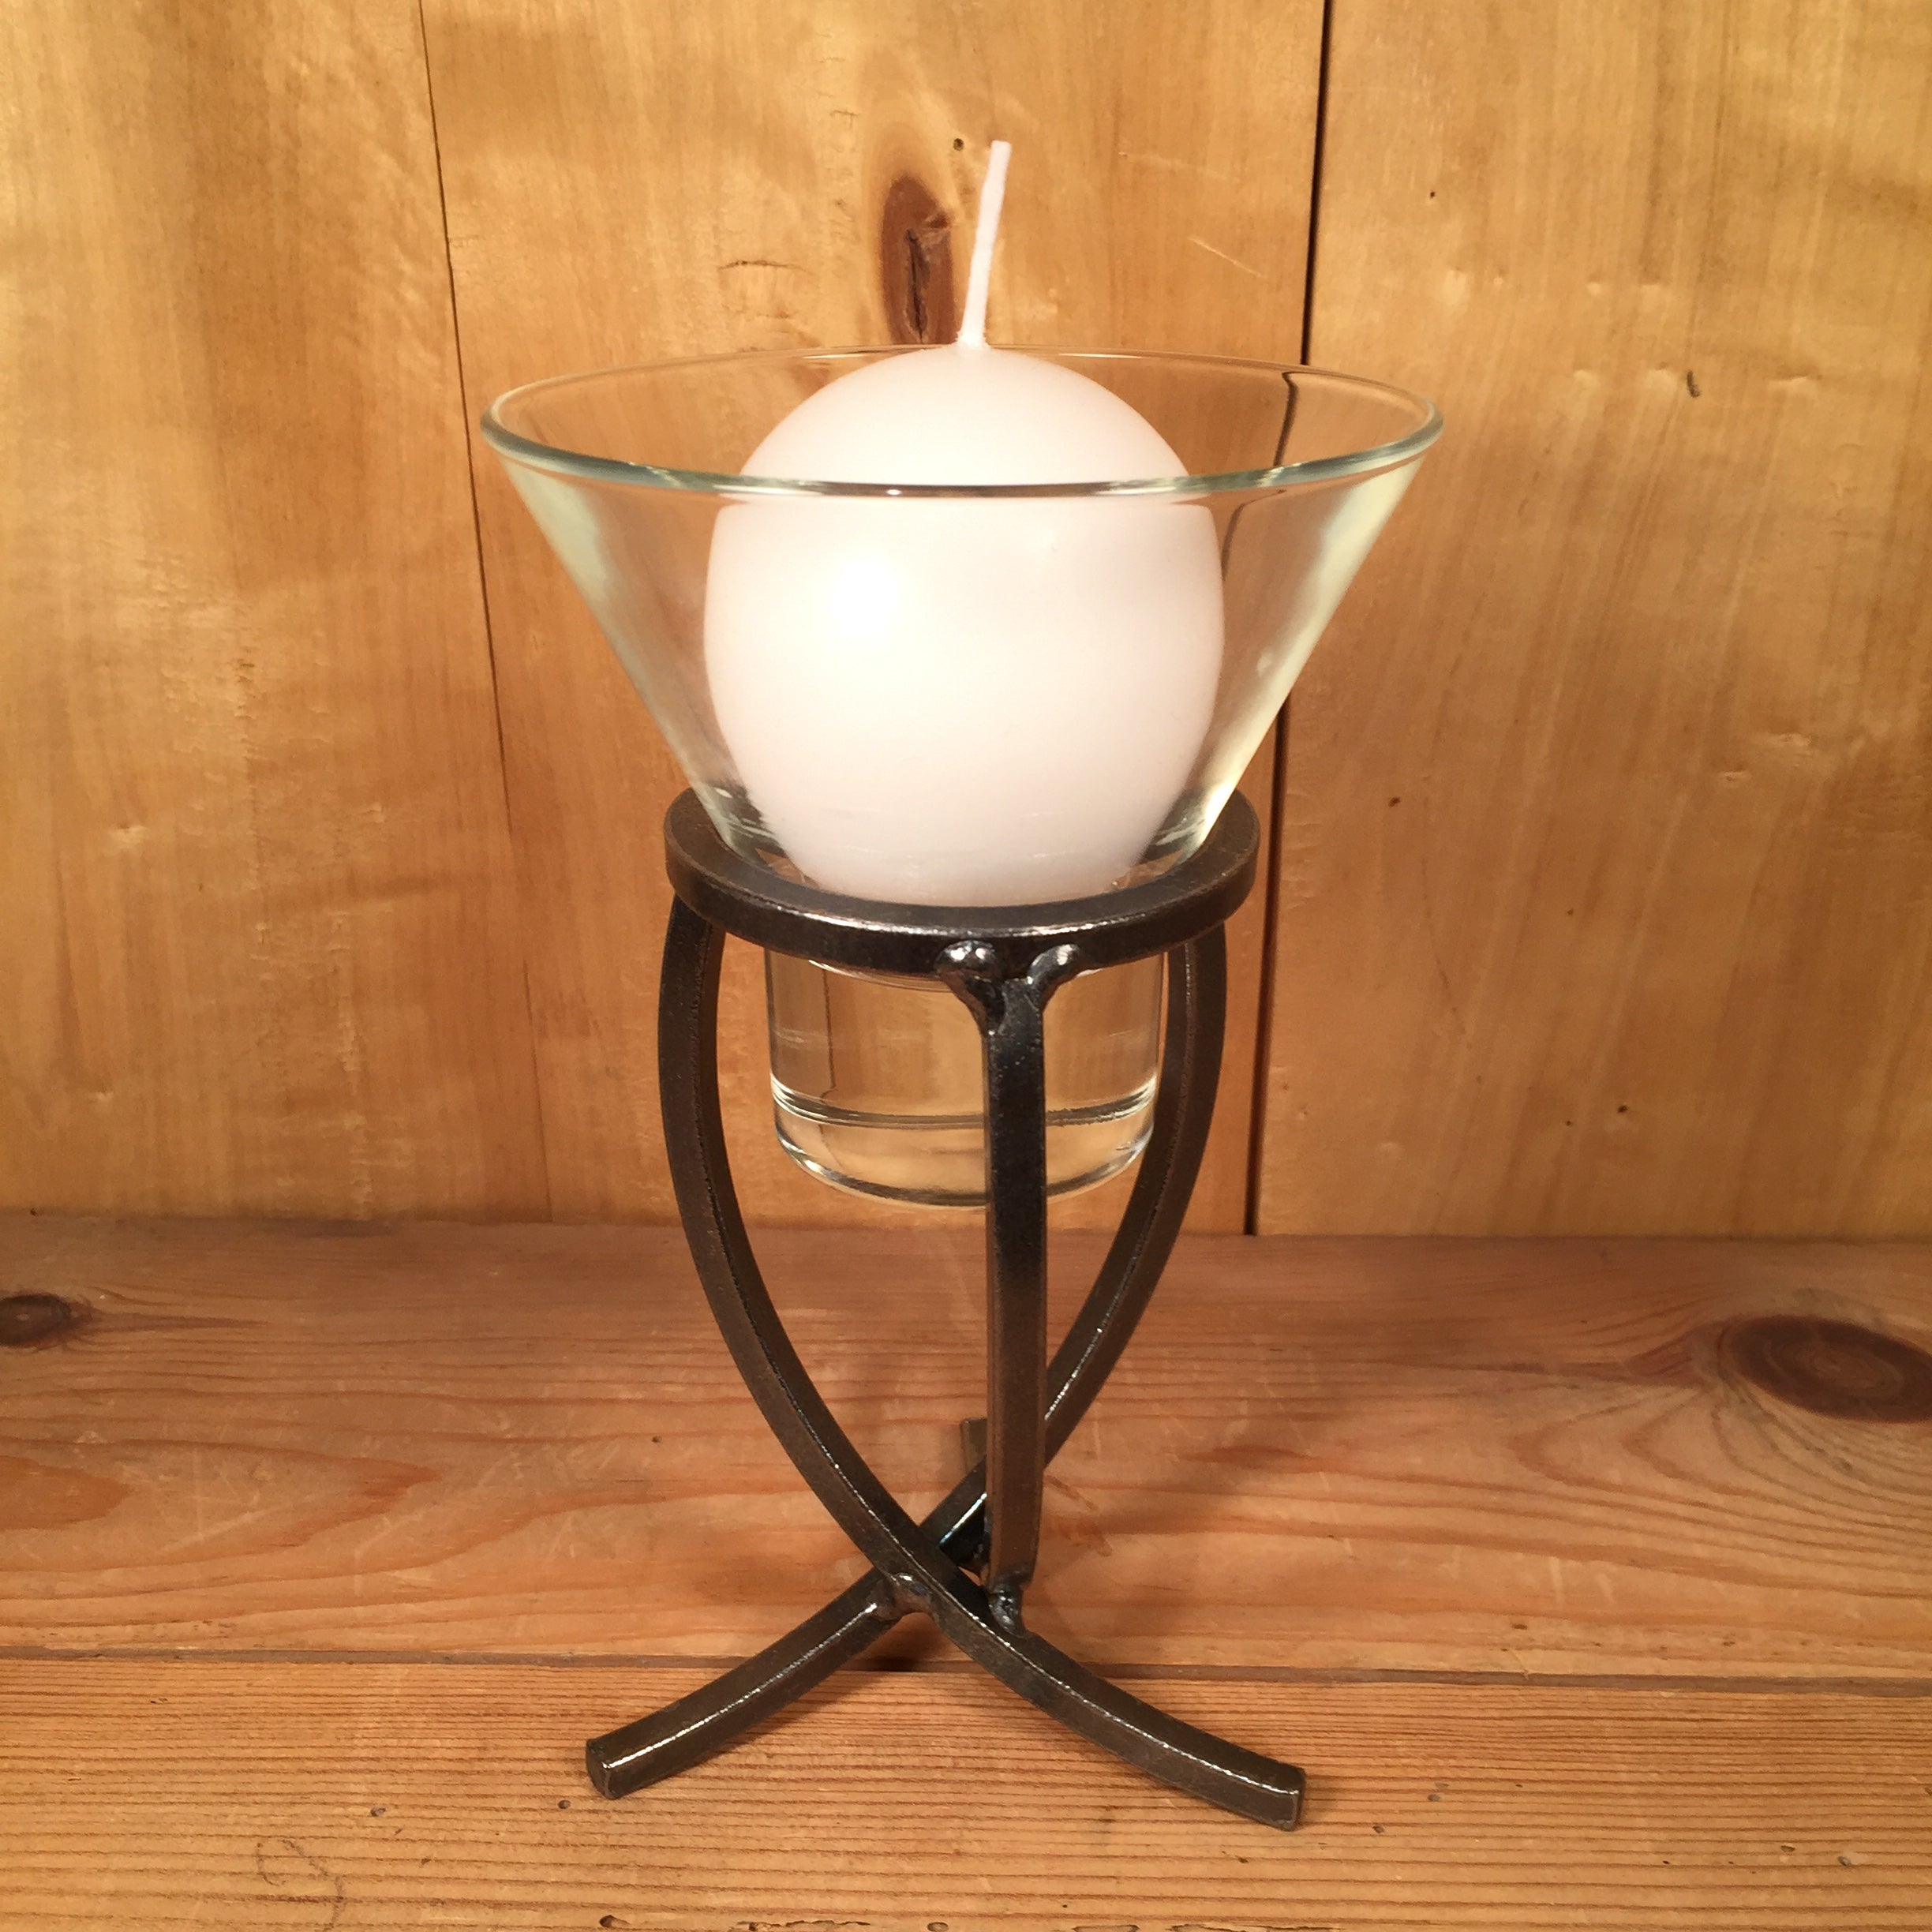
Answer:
xmin=765 ymin=950 xmax=1164 ymax=1208
xmin=772 ymin=1083 xmax=1156 ymax=1208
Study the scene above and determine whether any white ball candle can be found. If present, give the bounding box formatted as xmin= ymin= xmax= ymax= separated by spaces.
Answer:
xmin=704 ymin=145 xmax=1222 ymax=905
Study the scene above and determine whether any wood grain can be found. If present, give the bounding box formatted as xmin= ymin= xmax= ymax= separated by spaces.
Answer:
xmin=6 ymin=1219 xmax=1930 ymax=1678
xmin=417 ymin=0 xmax=1322 ymax=1228
xmin=0 ymin=1 xmax=547 ymax=1217
xmin=1261 ymin=0 xmax=1932 ymax=1234
xmin=3 ymin=1661 xmax=1929 ymax=1929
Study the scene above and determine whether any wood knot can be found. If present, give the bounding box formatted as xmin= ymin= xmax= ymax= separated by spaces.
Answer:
xmin=1719 ymin=1316 xmax=1932 ymax=1423
xmin=879 ymin=174 xmax=955 ymax=344
xmin=0 ymin=1292 xmax=88 ymax=1348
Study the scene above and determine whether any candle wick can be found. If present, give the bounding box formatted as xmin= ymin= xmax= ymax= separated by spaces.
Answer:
xmin=956 ymin=140 xmax=1010 ymax=350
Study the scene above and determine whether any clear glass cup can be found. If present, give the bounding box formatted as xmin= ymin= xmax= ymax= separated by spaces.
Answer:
xmin=766 ymin=949 xmax=1166 ymax=1207
xmin=483 ymin=350 xmax=1440 ymax=1204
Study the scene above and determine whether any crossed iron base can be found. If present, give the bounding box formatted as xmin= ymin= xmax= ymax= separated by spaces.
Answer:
xmin=586 ymin=790 xmax=1303 ymax=1829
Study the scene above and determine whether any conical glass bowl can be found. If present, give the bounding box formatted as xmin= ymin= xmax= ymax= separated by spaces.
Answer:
xmin=484 ymin=349 xmax=1440 ymax=1204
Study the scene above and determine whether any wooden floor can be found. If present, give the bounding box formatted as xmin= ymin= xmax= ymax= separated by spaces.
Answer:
xmin=4 ymin=1220 xmax=1930 ymax=1927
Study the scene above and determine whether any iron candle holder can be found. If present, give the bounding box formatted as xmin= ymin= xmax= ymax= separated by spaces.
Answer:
xmin=482 ymin=345 xmax=1442 ymax=1825
xmin=586 ymin=787 xmax=1304 ymax=1829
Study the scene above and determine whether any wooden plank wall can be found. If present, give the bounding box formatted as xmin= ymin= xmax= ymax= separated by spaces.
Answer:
xmin=1260 ymin=0 xmax=1932 ymax=1236
xmin=6 ymin=1 xmax=1927 ymax=1234
xmin=0 ymin=0 xmax=547 ymax=1218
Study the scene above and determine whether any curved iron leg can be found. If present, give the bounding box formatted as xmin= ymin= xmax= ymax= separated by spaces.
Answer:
xmin=590 ymin=904 xmax=1301 ymax=1827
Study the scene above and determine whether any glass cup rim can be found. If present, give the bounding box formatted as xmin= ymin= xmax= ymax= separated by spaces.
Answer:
xmin=481 ymin=345 xmax=1443 ymax=500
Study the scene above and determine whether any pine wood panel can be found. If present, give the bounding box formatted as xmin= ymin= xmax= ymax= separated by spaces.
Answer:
xmin=4 ymin=1661 xmax=1929 ymax=1928
xmin=417 ymin=0 xmax=1320 ymax=1228
xmin=6 ymin=1219 xmax=1930 ymax=1678
xmin=1260 ymin=0 xmax=1932 ymax=1234
xmin=0 ymin=1 xmax=546 ymax=1217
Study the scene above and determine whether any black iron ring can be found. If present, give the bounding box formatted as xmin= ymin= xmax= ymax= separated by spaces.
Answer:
xmin=663 ymin=788 xmax=1260 ymax=978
